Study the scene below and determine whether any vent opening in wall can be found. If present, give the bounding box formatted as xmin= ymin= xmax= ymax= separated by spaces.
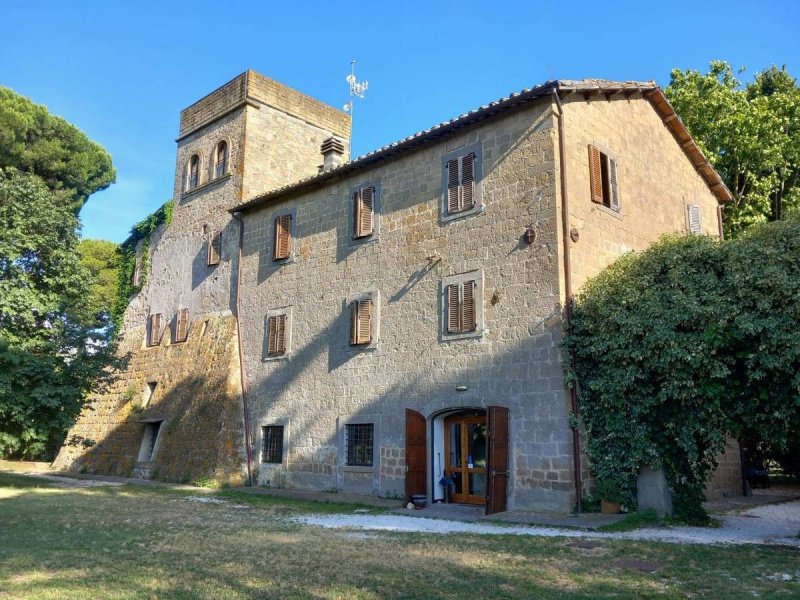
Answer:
xmin=201 ymin=320 xmax=209 ymax=337
xmin=137 ymin=421 xmax=163 ymax=464
xmin=142 ymin=382 xmax=157 ymax=408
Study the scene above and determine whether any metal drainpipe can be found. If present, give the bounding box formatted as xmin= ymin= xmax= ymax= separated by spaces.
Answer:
xmin=552 ymin=88 xmax=583 ymax=513
xmin=232 ymin=211 xmax=254 ymax=486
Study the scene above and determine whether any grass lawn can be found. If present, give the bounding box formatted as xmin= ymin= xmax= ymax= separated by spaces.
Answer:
xmin=1 ymin=473 xmax=799 ymax=599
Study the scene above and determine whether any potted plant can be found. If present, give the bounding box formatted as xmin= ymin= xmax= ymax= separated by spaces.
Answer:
xmin=594 ymin=479 xmax=624 ymax=514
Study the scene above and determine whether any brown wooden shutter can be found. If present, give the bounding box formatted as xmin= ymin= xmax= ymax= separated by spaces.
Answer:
xmin=208 ymin=231 xmax=221 ymax=266
xmin=588 ymin=145 xmax=603 ymax=204
xmin=405 ymin=409 xmax=427 ymax=501
xmin=267 ymin=314 xmax=286 ymax=356
xmin=175 ymin=308 xmax=189 ymax=342
xmin=359 ymin=187 xmax=374 ymax=237
xmin=274 ymin=214 xmax=292 ymax=260
xmin=446 ymin=284 xmax=461 ymax=333
xmin=486 ymin=405 xmax=510 ymax=515
xmin=149 ymin=313 xmax=161 ymax=346
xmin=461 ymin=153 xmax=475 ymax=209
xmin=608 ymin=158 xmax=620 ymax=212
xmin=358 ymin=299 xmax=372 ymax=344
xmin=132 ymin=254 xmax=142 ymax=286
xmin=462 ymin=280 xmax=477 ymax=332
xmin=447 ymin=158 xmax=461 ymax=213
xmin=349 ymin=300 xmax=359 ymax=345
xmin=352 ymin=190 xmax=362 ymax=238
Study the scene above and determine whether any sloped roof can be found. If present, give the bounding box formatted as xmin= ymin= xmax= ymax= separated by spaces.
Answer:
xmin=232 ymin=79 xmax=731 ymax=213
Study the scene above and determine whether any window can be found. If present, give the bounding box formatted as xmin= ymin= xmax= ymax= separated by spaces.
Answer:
xmin=273 ymin=213 xmax=292 ymax=261
xmin=187 ymin=155 xmax=200 ymax=192
xmin=442 ymin=271 xmax=484 ymax=338
xmin=345 ymin=423 xmax=374 ymax=467
xmin=686 ymin=204 xmax=702 ymax=235
xmin=207 ymin=231 xmax=221 ymax=266
xmin=147 ymin=313 xmax=162 ymax=347
xmin=174 ymin=308 xmax=189 ymax=343
xmin=588 ymin=145 xmax=620 ymax=212
xmin=442 ymin=143 xmax=483 ymax=221
xmin=214 ymin=141 xmax=228 ymax=178
xmin=261 ymin=425 xmax=284 ymax=464
xmin=349 ymin=298 xmax=373 ymax=345
xmin=352 ymin=186 xmax=375 ymax=239
xmin=266 ymin=313 xmax=288 ymax=357
xmin=132 ymin=253 xmax=142 ymax=287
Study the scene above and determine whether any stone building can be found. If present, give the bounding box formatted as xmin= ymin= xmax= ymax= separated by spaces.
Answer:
xmin=55 ymin=70 xmax=740 ymax=513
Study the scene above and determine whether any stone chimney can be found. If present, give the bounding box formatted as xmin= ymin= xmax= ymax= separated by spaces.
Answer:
xmin=320 ymin=137 xmax=345 ymax=172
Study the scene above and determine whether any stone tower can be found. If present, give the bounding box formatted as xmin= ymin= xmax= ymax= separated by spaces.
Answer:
xmin=54 ymin=71 xmax=350 ymax=483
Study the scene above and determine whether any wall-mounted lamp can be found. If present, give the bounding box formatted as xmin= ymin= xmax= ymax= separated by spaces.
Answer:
xmin=524 ymin=227 xmax=536 ymax=245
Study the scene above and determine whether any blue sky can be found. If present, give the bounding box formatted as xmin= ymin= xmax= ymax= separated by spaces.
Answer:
xmin=2 ymin=0 xmax=798 ymax=242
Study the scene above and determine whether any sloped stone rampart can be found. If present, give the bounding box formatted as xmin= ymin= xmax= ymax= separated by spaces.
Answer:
xmin=53 ymin=315 xmax=246 ymax=486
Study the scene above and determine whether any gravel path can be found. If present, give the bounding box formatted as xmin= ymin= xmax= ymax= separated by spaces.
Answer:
xmin=292 ymin=500 xmax=800 ymax=547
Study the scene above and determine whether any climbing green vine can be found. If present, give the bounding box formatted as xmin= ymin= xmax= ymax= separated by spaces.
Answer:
xmin=564 ymin=216 xmax=800 ymax=523
xmin=112 ymin=201 xmax=173 ymax=331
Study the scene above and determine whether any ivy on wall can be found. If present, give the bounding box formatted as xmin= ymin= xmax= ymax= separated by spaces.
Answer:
xmin=112 ymin=201 xmax=174 ymax=331
xmin=564 ymin=215 xmax=800 ymax=523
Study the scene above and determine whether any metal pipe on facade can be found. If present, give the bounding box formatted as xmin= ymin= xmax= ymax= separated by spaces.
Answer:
xmin=552 ymin=88 xmax=583 ymax=513
xmin=232 ymin=211 xmax=254 ymax=486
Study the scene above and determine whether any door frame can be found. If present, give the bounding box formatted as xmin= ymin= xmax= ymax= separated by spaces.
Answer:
xmin=443 ymin=411 xmax=488 ymax=505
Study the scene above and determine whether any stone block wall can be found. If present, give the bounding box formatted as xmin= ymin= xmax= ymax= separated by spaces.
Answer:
xmin=238 ymin=101 xmax=576 ymax=511
xmin=53 ymin=315 xmax=246 ymax=485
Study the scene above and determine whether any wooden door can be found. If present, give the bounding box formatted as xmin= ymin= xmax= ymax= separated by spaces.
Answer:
xmin=444 ymin=413 xmax=487 ymax=505
xmin=405 ymin=409 xmax=427 ymax=501
xmin=486 ymin=406 xmax=509 ymax=515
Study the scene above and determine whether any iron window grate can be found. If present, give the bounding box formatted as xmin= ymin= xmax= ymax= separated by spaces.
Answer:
xmin=261 ymin=426 xmax=284 ymax=464
xmin=345 ymin=423 xmax=374 ymax=466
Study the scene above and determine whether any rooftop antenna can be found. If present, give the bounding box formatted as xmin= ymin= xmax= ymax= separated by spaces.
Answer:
xmin=343 ymin=60 xmax=368 ymax=159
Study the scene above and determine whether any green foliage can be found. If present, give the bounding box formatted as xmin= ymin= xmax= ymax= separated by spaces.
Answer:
xmin=565 ymin=216 xmax=800 ymax=523
xmin=112 ymin=201 xmax=173 ymax=331
xmin=78 ymin=239 xmax=119 ymax=327
xmin=0 ymin=169 xmax=114 ymax=459
xmin=666 ymin=61 xmax=800 ymax=237
xmin=0 ymin=87 xmax=115 ymax=212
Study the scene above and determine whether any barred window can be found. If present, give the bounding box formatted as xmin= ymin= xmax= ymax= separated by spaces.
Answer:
xmin=345 ymin=423 xmax=374 ymax=467
xmin=261 ymin=425 xmax=284 ymax=464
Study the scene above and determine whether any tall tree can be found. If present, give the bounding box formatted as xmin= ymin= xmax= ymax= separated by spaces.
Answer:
xmin=78 ymin=239 xmax=119 ymax=328
xmin=666 ymin=61 xmax=800 ymax=238
xmin=0 ymin=87 xmax=116 ymax=213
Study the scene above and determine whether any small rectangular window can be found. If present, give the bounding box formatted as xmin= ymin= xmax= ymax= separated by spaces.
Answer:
xmin=446 ymin=153 xmax=476 ymax=215
xmin=267 ymin=314 xmax=287 ymax=356
xmin=261 ymin=425 xmax=284 ymax=464
xmin=349 ymin=298 xmax=373 ymax=345
xmin=446 ymin=281 xmax=477 ymax=334
xmin=132 ymin=254 xmax=143 ymax=287
xmin=588 ymin=145 xmax=620 ymax=212
xmin=353 ymin=186 xmax=375 ymax=239
xmin=174 ymin=309 xmax=189 ymax=343
xmin=273 ymin=214 xmax=292 ymax=261
xmin=147 ymin=313 xmax=162 ymax=347
xmin=687 ymin=204 xmax=702 ymax=235
xmin=207 ymin=231 xmax=221 ymax=266
xmin=345 ymin=423 xmax=374 ymax=467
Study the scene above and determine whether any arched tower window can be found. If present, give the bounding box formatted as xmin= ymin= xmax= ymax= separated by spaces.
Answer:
xmin=187 ymin=154 xmax=200 ymax=191
xmin=214 ymin=141 xmax=228 ymax=178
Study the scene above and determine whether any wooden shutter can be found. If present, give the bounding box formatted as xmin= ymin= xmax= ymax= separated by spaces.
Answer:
xmin=447 ymin=158 xmax=461 ymax=213
xmin=608 ymin=158 xmax=620 ymax=212
xmin=175 ymin=309 xmax=189 ymax=343
xmin=462 ymin=280 xmax=477 ymax=332
xmin=349 ymin=300 xmax=358 ymax=345
xmin=149 ymin=313 xmax=161 ymax=347
xmin=352 ymin=190 xmax=362 ymax=238
xmin=446 ymin=284 xmax=461 ymax=333
xmin=588 ymin=145 xmax=603 ymax=204
xmin=132 ymin=254 xmax=142 ymax=286
xmin=687 ymin=204 xmax=702 ymax=235
xmin=461 ymin=153 xmax=475 ymax=209
xmin=486 ymin=406 xmax=510 ymax=515
xmin=359 ymin=187 xmax=374 ymax=237
xmin=405 ymin=409 xmax=427 ymax=501
xmin=273 ymin=214 xmax=292 ymax=260
xmin=207 ymin=231 xmax=221 ymax=266
xmin=267 ymin=314 xmax=286 ymax=356
xmin=350 ymin=299 xmax=372 ymax=345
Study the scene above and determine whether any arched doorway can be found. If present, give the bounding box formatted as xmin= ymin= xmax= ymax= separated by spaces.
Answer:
xmin=444 ymin=410 xmax=487 ymax=505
